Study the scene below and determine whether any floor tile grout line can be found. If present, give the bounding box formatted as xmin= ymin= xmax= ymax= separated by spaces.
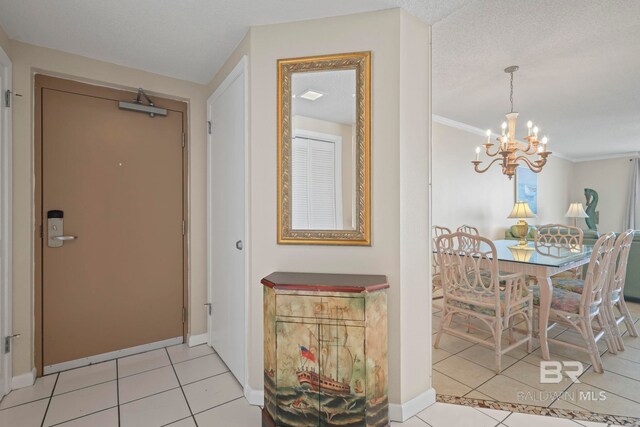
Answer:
xmin=169 ymin=351 xmax=218 ymax=367
xmin=51 ymin=378 xmax=117 ymax=399
xmin=159 ymin=414 xmax=193 ymax=427
xmin=119 ymin=385 xmax=182 ymax=407
xmin=117 ymin=362 xmax=173 ymax=380
xmin=47 ymin=405 xmax=118 ymax=427
xmin=179 ymin=370 xmax=231 ymax=387
xmin=471 ymin=406 xmax=511 ymax=423
xmin=191 ymin=395 xmax=245 ymax=416
xmin=116 ymin=359 xmax=121 ymax=427
xmin=166 ymin=347 xmax=198 ymax=427
xmin=40 ymin=372 xmax=60 ymax=427
xmin=0 ymin=395 xmax=51 ymax=412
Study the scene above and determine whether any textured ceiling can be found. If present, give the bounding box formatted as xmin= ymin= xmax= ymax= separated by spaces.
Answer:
xmin=432 ymin=0 xmax=640 ymax=160
xmin=292 ymin=70 xmax=356 ymax=125
xmin=0 ymin=0 xmax=472 ymax=84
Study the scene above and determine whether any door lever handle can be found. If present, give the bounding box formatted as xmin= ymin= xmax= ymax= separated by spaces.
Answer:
xmin=53 ymin=235 xmax=78 ymax=241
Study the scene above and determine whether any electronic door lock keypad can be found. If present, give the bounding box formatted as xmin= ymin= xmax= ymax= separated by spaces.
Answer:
xmin=47 ymin=210 xmax=78 ymax=248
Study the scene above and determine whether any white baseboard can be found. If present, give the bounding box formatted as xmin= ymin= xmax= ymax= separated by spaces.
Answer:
xmin=43 ymin=336 xmax=182 ymax=375
xmin=244 ymin=384 xmax=264 ymax=406
xmin=12 ymin=368 xmax=36 ymax=390
xmin=389 ymin=387 xmax=436 ymax=422
xmin=188 ymin=333 xmax=207 ymax=347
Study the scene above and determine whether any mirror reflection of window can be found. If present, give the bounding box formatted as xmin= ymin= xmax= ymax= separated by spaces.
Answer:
xmin=291 ymin=69 xmax=357 ymax=231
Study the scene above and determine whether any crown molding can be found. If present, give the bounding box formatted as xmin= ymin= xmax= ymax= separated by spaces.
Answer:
xmin=432 ymin=114 xmax=576 ymax=162
xmin=571 ymin=152 xmax=639 ymax=163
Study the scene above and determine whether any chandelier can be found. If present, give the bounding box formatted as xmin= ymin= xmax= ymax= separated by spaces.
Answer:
xmin=472 ymin=66 xmax=551 ymax=179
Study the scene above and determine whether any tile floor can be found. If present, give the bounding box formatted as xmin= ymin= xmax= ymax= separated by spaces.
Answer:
xmin=432 ymin=298 xmax=640 ymax=420
xmin=0 ymin=341 xmax=633 ymax=426
xmin=0 ymin=343 xmax=260 ymax=426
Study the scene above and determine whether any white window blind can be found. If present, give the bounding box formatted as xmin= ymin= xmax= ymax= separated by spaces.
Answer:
xmin=291 ymin=136 xmax=338 ymax=230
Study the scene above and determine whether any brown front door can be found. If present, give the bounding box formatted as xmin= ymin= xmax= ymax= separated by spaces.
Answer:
xmin=35 ymin=75 xmax=187 ymax=371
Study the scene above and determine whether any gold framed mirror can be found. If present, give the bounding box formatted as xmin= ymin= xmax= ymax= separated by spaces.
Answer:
xmin=277 ymin=52 xmax=371 ymax=245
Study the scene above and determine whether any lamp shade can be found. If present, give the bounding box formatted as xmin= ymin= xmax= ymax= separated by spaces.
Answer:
xmin=565 ymin=202 xmax=589 ymax=218
xmin=508 ymin=201 xmax=537 ymax=219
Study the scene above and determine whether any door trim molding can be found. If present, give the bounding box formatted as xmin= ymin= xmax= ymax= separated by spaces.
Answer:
xmin=0 ymin=45 xmax=12 ymax=397
xmin=34 ymin=75 xmax=189 ymax=376
xmin=206 ymin=55 xmax=251 ymax=398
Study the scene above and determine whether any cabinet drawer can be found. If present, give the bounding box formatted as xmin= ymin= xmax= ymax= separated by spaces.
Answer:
xmin=276 ymin=294 xmax=364 ymax=321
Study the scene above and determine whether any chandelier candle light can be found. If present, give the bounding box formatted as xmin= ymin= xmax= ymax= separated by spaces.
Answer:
xmin=472 ymin=66 xmax=552 ymax=179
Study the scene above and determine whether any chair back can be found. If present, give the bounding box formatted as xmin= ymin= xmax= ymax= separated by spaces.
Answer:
xmin=608 ymin=230 xmax=635 ymax=300
xmin=432 ymin=226 xmax=452 ymax=274
xmin=457 ymin=225 xmax=480 ymax=235
xmin=535 ymin=224 xmax=583 ymax=251
xmin=436 ymin=232 xmax=500 ymax=312
xmin=581 ymin=232 xmax=617 ymax=313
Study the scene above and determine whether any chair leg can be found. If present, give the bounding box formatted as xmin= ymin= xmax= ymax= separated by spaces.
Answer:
xmin=434 ymin=309 xmax=452 ymax=349
xmin=596 ymin=310 xmax=617 ymax=355
xmin=605 ymin=302 xmax=625 ymax=353
xmin=507 ymin=315 xmax=515 ymax=345
xmin=618 ymin=299 xmax=639 ymax=338
xmin=494 ymin=321 xmax=503 ymax=374
xmin=527 ymin=304 xmax=534 ymax=353
xmin=581 ymin=318 xmax=604 ymax=374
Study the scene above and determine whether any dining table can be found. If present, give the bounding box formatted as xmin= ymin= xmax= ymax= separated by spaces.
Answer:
xmin=489 ymin=239 xmax=594 ymax=360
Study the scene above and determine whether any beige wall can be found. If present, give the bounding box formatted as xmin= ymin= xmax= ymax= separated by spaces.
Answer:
xmin=571 ymin=157 xmax=634 ymax=233
xmin=5 ymin=40 xmax=209 ymax=376
xmin=432 ymin=122 xmax=574 ymax=239
xmin=208 ymin=8 xmax=432 ymax=411
xmin=292 ymin=115 xmax=355 ymax=229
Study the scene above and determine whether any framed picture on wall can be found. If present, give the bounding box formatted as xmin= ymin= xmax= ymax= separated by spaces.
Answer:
xmin=515 ymin=166 xmax=538 ymax=214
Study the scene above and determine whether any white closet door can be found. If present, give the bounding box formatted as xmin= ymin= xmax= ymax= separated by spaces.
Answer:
xmin=307 ymin=139 xmax=337 ymax=229
xmin=207 ymin=59 xmax=246 ymax=386
xmin=291 ymin=137 xmax=310 ymax=229
xmin=291 ymin=136 xmax=337 ymax=230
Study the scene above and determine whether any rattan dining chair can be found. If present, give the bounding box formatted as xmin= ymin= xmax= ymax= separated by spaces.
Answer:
xmin=554 ymin=230 xmax=638 ymax=353
xmin=434 ymin=232 xmax=533 ymax=373
xmin=535 ymin=224 xmax=584 ymax=280
xmin=432 ymin=226 xmax=452 ymax=300
xmin=531 ymin=232 xmax=617 ymax=373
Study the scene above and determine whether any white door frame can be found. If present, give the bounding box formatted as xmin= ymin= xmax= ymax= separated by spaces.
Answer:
xmin=206 ymin=56 xmax=253 ymax=402
xmin=0 ymin=45 xmax=13 ymax=397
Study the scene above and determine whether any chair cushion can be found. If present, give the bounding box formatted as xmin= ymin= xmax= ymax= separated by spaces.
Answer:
xmin=448 ymin=287 xmax=530 ymax=317
xmin=551 ymin=278 xmax=621 ymax=301
xmin=526 ymin=269 xmax=580 ymax=287
xmin=551 ymin=278 xmax=585 ymax=294
xmin=530 ymin=285 xmax=585 ymax=315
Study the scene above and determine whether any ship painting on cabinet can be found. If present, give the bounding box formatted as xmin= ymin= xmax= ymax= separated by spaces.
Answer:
xmin=263 ymin=273 xmax=389 ymax=427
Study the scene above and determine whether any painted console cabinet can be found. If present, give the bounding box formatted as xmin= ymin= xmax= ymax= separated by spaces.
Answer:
xmin=262 ymin=272 xmax=389 ymax=427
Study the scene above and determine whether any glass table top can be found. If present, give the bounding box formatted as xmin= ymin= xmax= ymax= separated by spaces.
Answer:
xmin=488 ymin=240 xmax=593 ymax=268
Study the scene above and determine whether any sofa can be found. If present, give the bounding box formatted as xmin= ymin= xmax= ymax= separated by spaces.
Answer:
xmin=505 ymin=226 xmax=640 ymax=302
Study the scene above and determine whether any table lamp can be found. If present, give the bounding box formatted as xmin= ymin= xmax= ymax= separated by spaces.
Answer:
xmin=565 ymin=202 xmax=588 ymax=227
xmin=508 ymin=201 xmax=537 ymax=248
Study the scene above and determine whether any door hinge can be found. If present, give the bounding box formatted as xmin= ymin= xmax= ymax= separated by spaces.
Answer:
xmin=182 ymin=220 xmax=186 ymax=236
xmin=207 ymin=121 xmax=212 ymax=135
xmin=181 ymin=132 xmax=185 ymax=148
xmin=182 ymin=307 xmax=187 ymax=323
xmin=40 ymin=224 xmax=43 ymax=239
